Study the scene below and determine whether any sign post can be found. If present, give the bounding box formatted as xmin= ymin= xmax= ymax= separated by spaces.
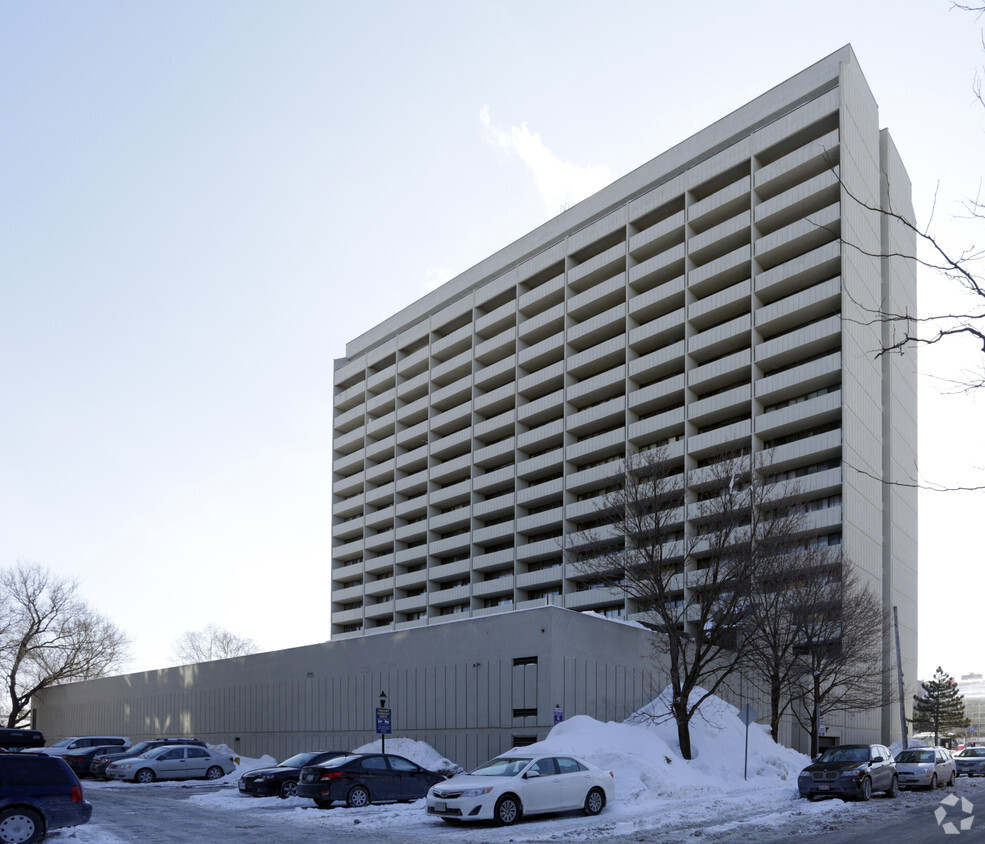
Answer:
xmin=554 ymin=705 xmax=564 ymax=725
xmin=376 ymin=690 xmax=391 ymax=754
xmin=739 ymin=704 xmax=758 ymax=781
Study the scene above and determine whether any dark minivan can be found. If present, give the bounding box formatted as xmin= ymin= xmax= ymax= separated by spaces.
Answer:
xmin=0 ymin=753 xmax=92 ymax=843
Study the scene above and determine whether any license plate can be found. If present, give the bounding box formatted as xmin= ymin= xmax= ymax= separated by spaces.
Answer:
xmin=818 ymin=784 xmax=830 ymax=791
xmin=238 ymin=782 xmax=246 ymax=791
xmin=435 ymin=801 xmax=446 ymax=812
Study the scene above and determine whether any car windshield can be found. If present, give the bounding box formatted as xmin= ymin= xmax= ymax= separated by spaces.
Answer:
xmin=49 ymin=738 xmax=74 ymax=748
xmin=279 ymin=752 xmax=323 ymax=768
xmin=959 ymin=748 xmax=985 ymax=757
xmin=817 ymin=747 xmax=869 ymax=764
xmin=470 ymin=757 xmax=532 ymax=777
xmin=142 ymin=747 xmax=172 ymax=759
xmin=896 ymin=750 xmax=933 ymax=763
xmin=124 ymin=742 xmax=156 ymax=756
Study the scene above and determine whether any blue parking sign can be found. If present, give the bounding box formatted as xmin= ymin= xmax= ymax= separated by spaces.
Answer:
xmin=376 ymin=707 xmax=391 ymax=735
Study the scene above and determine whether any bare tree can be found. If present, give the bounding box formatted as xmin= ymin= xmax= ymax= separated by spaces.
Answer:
xmin=0 ymin=562 xmax=130 ymax=727
xmin=570 ymin=447 xmax=803 ymax=760
xmin=171 ymin=624 xmax=258 ymax=664
xmin=740 ymin=533 xmax=841 ymax=742
xmin=789 ymin=561 xmax=887 ymax=757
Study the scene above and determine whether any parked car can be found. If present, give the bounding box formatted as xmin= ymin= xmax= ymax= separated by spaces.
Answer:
xmin=895 ymin=746 xmax=956 ymax=789
xmin=0 ymin=752 xmax=92 ymax=843
xmin=426 ymin=752 xmax=614 ymax=826
xmin=296 ymin=753 xmax=445 ymax=808
xmin=104 ymin=745 xmax=236 ymax=783
xmin=0 ymin=731 xmax=44 ymax=752
xmin=62 ymin=745 xmax=126 ymax=779
xmin=954 ymin=746 xmax=985 ymax=777
xmin=239 ymin=751 xmax=348 ymax=798
xmin=90 ymin=739 xmax=207 ymax=779
xmin=798 ymin=744 xmax=898 ymax=801
xmin=39 ymin=737 xmax=129 ymax=757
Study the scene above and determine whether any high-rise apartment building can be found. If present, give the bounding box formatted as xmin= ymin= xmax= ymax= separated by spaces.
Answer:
xmin=330 ymin=46 xmax=917 ymax=713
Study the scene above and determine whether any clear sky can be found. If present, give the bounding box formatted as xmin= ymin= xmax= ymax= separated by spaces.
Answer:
xmin=2 ymin=1 xmax=982 ymax=682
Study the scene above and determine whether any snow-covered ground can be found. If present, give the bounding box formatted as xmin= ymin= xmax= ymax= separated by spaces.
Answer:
xmin=52 ymin=688 xmax=926 ymax=842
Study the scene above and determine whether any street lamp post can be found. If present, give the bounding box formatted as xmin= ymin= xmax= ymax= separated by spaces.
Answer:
xmin=379 ymin=691 xmax=388 ymax=754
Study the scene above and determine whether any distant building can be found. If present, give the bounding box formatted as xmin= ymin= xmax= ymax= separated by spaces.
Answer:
xmin=959 ymin=672 xmax=985 ymax=742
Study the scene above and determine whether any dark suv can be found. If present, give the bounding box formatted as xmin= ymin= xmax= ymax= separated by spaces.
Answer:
xmin=798 ymin=743 xmax=898 ymax=801
xmin=90 ymin=738 xmax=208 ymax=779
xmin=0 ymin=753 xmax=92 ymax=842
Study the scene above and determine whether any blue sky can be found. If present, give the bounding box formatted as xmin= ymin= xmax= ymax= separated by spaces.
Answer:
xmin=2 ymin=0 xmax=983 ymax=679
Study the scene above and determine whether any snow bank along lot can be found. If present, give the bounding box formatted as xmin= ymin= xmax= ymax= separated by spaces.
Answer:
xmin=45 ymin=689 xmax=973 ymax=843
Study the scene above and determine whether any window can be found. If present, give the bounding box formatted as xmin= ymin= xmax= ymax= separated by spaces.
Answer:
xmin=557 ymin=757 xmax=586 ymax=774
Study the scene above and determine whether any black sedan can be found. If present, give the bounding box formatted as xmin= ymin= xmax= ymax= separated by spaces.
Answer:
xmin=62 ymin=745 xmax=127 ymax=779
xmin=239 ymin=751 xmax=348 ymax=798
xmin=297 ymin=753 xmax=445 ymax=808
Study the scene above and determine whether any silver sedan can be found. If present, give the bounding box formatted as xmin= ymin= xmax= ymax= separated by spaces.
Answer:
xmin=894 ymin=747 xmax=956 ymax=789
xmin=955 ymin=747 xmax=985 ymax=777
xmin=105 ymin=744 xmax=236 ymax=783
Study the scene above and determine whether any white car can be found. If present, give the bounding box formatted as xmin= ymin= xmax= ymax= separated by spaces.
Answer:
xmin=104 ymin=744 xmax=236 ymax=783
xmin=426 ymin=752 xmax=613 ymax=826
xmin=894 ymin=746 xmax=956 ymax=789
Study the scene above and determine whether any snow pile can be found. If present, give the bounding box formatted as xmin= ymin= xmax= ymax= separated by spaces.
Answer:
xmin=889 ymin=736 xmax=929 ymax=755
xmin=520 ymin=685 xmax=808 ymax=807
xmin=352 ymin=736 xmax=462 ymax=776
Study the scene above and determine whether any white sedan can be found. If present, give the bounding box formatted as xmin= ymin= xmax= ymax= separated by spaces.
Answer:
xmin=426 ymin=752 xmax=613 ymax=826
xmin=105 ymin=744 xmax=237 ymax=783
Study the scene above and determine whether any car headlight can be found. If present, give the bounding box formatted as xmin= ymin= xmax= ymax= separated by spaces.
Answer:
xmin=458 ymin=787 xmax=494 ymax=798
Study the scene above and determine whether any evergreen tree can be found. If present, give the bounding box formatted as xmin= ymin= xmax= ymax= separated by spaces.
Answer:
xmin=912 ymin=666 xmax=970 ymax=746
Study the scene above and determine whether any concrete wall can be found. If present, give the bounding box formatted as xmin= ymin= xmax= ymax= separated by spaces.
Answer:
xmin=34 ymin=607 xmax=665 ymax=771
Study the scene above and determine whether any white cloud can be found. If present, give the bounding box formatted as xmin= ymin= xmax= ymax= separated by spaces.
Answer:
xmin=480 ymin=105 xmax=614 ymax=217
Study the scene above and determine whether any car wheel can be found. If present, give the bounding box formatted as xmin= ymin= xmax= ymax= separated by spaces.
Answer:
xmin=857 ymin=776 xmax=872 ymax=802
xmin=949 ymin=770 xmax=957 ymax=787
xmin=0 ymin=807 xmax=43 ymax=844
xmin=886 ymin=775 xmax=899 ymax=798
xmin=314 ymin=798 xmax=333 ymax=809
xmin=205 ymin=766 xmax=225 ymax=780
xmin=279 ymin=779 xmax=299 ymax=799
xmin=135 ymin=768 xmax=156 ymax=784
xmin=929 ymin=774 xmax=938 ymax=791
xmin=583 ymin=787 xmax=605 ymax=816
xmin=494 ymin=794 xmax=521 ymax=826
xmin=346 ymin=785 xmax=371 ymax=808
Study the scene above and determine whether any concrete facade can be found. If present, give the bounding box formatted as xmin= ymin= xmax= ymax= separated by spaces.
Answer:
xmin=330 ymin=47 xmax=917 ymax=738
